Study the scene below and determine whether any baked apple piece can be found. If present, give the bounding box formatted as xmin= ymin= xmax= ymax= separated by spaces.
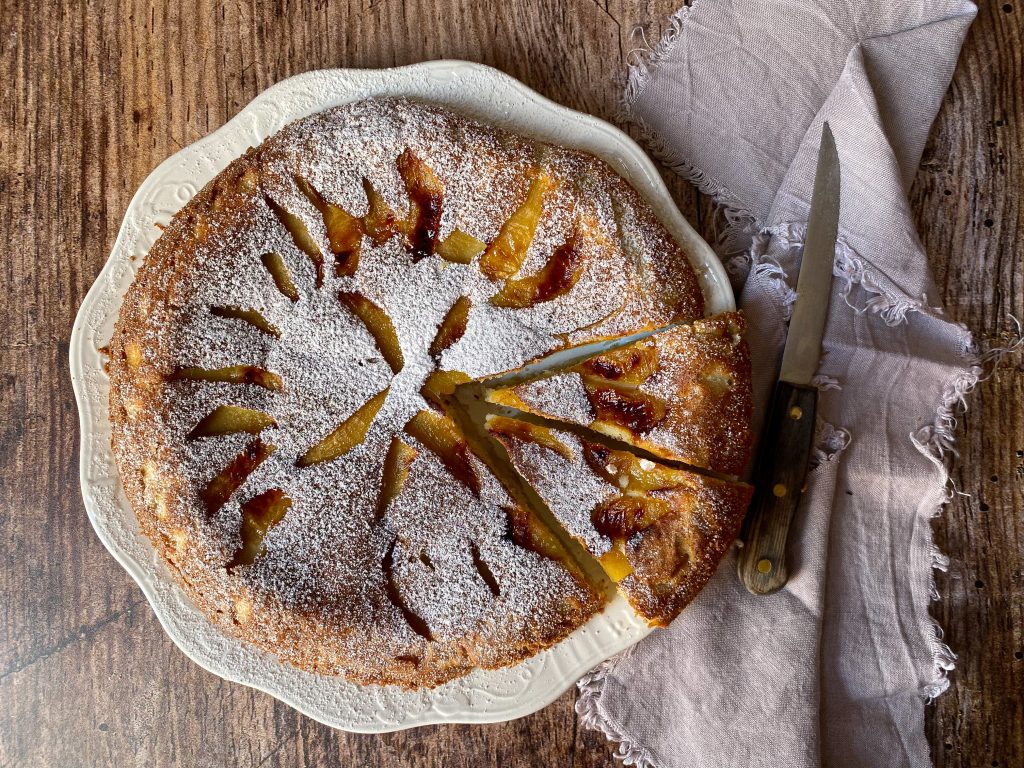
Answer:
xmin=295 ymin=175 xmax=363 ymax=278
xmin=489 ymin=237 xmax=584 ymax=308
xmin=586 ymin=386 xmax=668 ymax=435
xmin=263 ymin=194 xmax=325 ymax=287
xmin=339 ymin=292 xmax=404 ymax=374
xmin=376 ymin=437 xmax=418 ymax=520
xmin=396 ymin=148 xmax=444 ymax=262
xmin=210 ymin=306 xmax=281 ymax=338
xmin=575 ymin=337 xmax=660 ymax=385
xmin=429 ymin=296 xmax=472 ymax=358
xmin=171 ymin=366 xmax=283 ymax=392
xmin=503 ymin=504 xmax=569 ymax=562
xmin=479 ymin=170 xmax=554 ymax=280
xmin=297 ymin=387 xmax=389 ymax=467
xmin=200 ymin=438 xmax=276 ymax=514
xmin=436 ymin=229 xmax=485 ymax=264
xmin=485 ymin=389 xmax=572 ymax=460
xmin=419 ymin=369 xmax=471 ymax=411
xmin=403 ymin=409 xmax=481 ymax=496
xmin=582 ymin=441 xmax=689 ymax=493
xmin=227 ymin=488 xmax=293 ymax=569
xmin=188 ymin=405 xmax=276 ymax=439
xmin=362 ymin=178 xmax=403 ymax=245
xmin=260 ymin=252 xmax=300 ymax=301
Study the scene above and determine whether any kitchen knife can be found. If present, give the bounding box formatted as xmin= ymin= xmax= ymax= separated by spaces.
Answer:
xmin=737 ymin=123 xmax=840 ymax=595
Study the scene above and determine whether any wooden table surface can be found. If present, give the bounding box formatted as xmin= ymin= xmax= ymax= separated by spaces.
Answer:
xmin=2 ymin=1 xmax=1021 ymax=766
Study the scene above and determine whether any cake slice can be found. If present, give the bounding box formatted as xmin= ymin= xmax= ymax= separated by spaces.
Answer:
xmin=487 ymin=420 xmax=752 ymax=626
xmin=502 ymin=312 xmax=754 ymax=477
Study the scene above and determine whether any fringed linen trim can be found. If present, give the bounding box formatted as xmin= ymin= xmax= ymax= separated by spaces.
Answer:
xmin=911 ymin=320 xmax=1023 ymax=699
xmin=576 ymin=661 xmax=659 ymax=768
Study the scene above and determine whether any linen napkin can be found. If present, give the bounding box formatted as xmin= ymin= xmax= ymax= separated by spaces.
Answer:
xmin=576 ymin=3 xmax=979 ymax=767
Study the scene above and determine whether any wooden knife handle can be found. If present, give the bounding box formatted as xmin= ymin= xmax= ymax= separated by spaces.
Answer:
xmin=737 ymin=381 xmax=818 ymax=595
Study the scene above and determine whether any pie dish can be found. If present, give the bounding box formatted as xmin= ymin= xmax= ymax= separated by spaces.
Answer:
xmin=73 ymin=62 xmax=744 ymax=730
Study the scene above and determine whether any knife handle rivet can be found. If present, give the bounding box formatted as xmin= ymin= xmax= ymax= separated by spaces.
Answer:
xmin=757 ymin=558 xmax=773 ymax=574
xmin=788 ymin=406 xmax=803 ymax=420
xmin=772 ymin=483 xmax=788 ymax=498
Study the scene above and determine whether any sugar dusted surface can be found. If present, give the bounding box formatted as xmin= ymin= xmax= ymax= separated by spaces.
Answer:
xmin=107 ymin=98 xmax=707 ymax=688
xmin=499 ymin=430 xmax=616 ymax=557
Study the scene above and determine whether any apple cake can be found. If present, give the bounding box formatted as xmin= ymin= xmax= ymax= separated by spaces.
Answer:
xmin=107 ymin=98 xmax=754 ymax=689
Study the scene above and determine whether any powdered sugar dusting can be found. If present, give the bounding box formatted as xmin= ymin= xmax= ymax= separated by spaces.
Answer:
xmin=499 ymin=430 xmax=616 ymax=556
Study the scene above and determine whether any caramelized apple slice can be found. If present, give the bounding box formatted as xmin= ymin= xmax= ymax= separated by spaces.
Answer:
xmin=420 ymin=369 xmax=471 ymax=412
xmin=599 ymin=545 xmax=634 ymax=582
xmin=376 ymin=437 xmax=418 ymax=520
xmin=123 ymin=340 xmax=144 ymax=369
xmin=193 ymin=213 xmax=211 ymax=243
xmin=383 ymin=539 xmax=433 ymax=640
xmin=489 ymin=237 xmax=584 ymax=308
xmin=479 ymin=170 xmax=555 ymax=280
xmin=396 ymin=148 xmax=444 ymax=262
xmin=295 ymin=175 xmax=363 ymax=278
xmin=264 ymin=195 xmax=325 ymax=287
xmin=210 ymin=306 xmax=281 ymax=338
xmin=582 ymin=443 xmax=688 ymax=493
xmin=483 ymin=388 xmax=573 ymax=459
xmin=503 ymin=504 xmax=566 ymax=562
xmin=591 ymin=494 xmax=671 ymax=539
xmin=237 ymin=167 xmax=259 ymax=195
xmin=200 ymin=439 xmax=275 ymax=514
xmin=260 ymin=252 xmax=300 ymax=302
xmin=297 ymin=387 xmax=389 ymax=467
xmin=171 ymin=366 xmax=283 ymax=391
xmin=362 ymin=178 xmax=402 ymax=245
xmin=404 ymin=409 xmax=481 ymax=496
xmin=485 ymin=415 xmax=574 ymax=461
xmin=586 ymin=386 xmax=667 ymax=434
xmin=429 ymin=296 xmax=472 ymax=358
xmin=188 ymin=405 xmax=276 ymax=439
xmin=338 ymin=292 xmax=404 ymax=374
xmin=575 ymin=337 xmax=659 ymax=386
xmin=227 ymin=488 xmax=293 ymax=569
xmin=437 ymin=229 xmax=485 ymax=264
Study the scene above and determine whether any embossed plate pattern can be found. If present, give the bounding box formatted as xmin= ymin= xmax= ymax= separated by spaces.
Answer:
xmin=70 ymin=61 xmax=734 ymax=732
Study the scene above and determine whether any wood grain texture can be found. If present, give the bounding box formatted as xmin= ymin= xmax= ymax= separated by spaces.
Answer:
xmin=0 ymin=0 xmax=1019 ymax=766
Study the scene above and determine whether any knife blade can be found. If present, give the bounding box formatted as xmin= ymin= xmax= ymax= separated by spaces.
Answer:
xmin=737 ymin=122 xmax=840 ymax=595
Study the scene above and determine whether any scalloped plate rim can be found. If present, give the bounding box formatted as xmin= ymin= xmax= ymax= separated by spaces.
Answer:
xmin=70 ymin=61 xmax=733 ymax=733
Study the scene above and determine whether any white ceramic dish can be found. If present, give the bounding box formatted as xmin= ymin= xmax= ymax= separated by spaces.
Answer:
xmin=70 ymin=61 xmax=734 ymax=732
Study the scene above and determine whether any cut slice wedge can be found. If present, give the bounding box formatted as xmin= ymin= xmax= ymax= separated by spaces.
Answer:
xmin=489 ymin=420 xmax=751 ymax=626
xmin=503 ymin=312 xmax=754 ymax=477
